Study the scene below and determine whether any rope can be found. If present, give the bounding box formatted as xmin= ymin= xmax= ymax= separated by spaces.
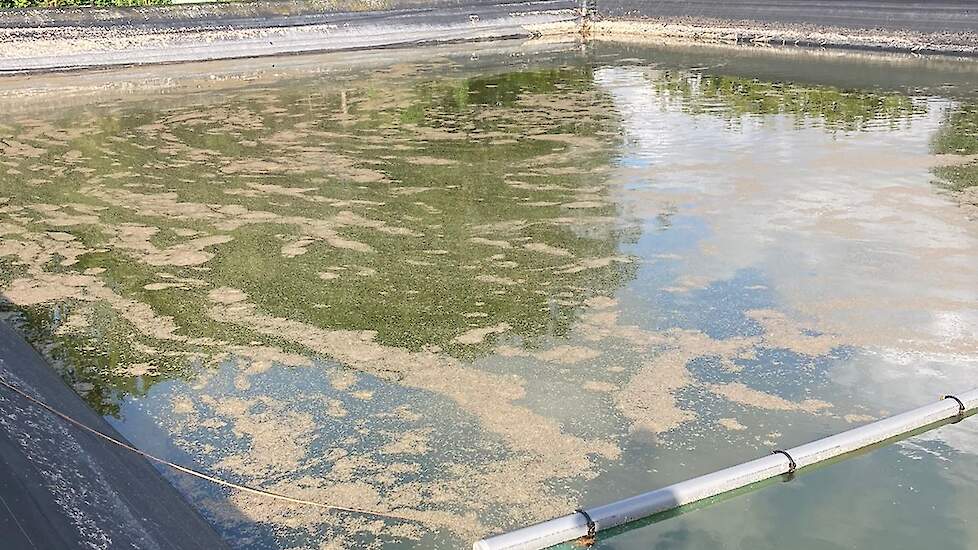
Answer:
xmin=574 ymin=507 xmax=596 ymax=544
xmin=0 ymin=374 xmax=418 ymax=524
xmin=943 ymin=394 xmax=966 ymax=421
xmin=771 ymin=449 xmax=797 ymax=479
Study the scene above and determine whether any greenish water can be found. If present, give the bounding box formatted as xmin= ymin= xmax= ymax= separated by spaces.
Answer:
xmin=1 ymin=41 xmax=977 ymax=549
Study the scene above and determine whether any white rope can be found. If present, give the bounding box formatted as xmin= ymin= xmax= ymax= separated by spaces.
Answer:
xmin=0 ymin=374 xmax=419 ymax=524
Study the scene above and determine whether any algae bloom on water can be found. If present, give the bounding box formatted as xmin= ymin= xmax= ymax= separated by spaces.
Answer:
xmin=1 ymin=42 xmax=977 ymax=550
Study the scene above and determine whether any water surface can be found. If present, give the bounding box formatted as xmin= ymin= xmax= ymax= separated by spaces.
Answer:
xmin=1 ymin=40 xmax=977 ymax=549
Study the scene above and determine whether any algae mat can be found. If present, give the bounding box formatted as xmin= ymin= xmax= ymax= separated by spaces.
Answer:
xmin=1 ymin=42 xmax=977 ymax=549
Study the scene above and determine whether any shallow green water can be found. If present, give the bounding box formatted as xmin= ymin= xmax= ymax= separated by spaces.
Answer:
xmin=1 ymin=41 xmax=977 ymax=549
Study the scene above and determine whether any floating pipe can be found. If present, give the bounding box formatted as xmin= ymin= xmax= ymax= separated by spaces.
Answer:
xmin=474 ymin=389 xmax=978 ymax=550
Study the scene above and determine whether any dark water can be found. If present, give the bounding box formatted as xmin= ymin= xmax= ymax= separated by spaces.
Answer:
xmin=1 ymin=40 xmax=977 ymax=549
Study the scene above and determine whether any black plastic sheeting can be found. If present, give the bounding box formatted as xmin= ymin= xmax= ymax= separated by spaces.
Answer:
xmin=0 ymin=0 xmax=576 ymax=29
xmin=0 ymin=0 xmax=581 ymax=72
xmin=4 ymin=0 xmax=978 ymax=42
xmin=0 ymin=322 xmax=229 ymax=550
xmin=592 ymin=0 xmax=978 ymax=34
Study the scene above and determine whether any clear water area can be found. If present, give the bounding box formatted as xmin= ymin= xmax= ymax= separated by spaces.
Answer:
xmin=1 ymin=39 xmax=977 ymax=549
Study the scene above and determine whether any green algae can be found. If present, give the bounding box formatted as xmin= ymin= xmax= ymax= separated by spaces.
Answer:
xmin=0 ymin=65 xmax=633 ymax=413
xmin=932 ymin=104 xmax=978 ymax=192
xmin=1 ymin=60 xmax=970 ymax=416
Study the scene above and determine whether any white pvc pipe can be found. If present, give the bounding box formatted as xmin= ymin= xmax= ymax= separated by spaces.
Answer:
xmin=474 ymin=389 xmax=978 ymax=550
